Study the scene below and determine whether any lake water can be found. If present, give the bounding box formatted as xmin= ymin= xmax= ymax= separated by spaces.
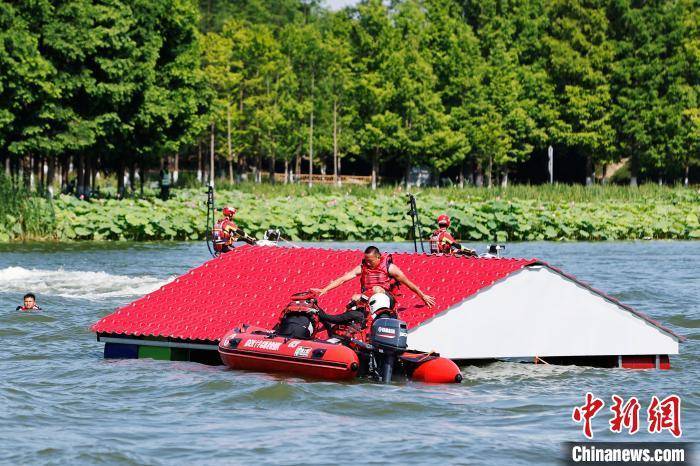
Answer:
xmin=0 ymin=241 xmax=697 ymax=465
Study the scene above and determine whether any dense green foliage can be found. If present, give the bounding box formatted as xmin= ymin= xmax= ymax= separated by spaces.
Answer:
xmin=2 ymin=183 xmax=698 ymax=242
xmin=0 ymin=0 xmax=208 ymax=192
xmin=193 ymin=0 xmax=700 ymax=185
xmin=1 ymin=0 xmax=698 ymax=190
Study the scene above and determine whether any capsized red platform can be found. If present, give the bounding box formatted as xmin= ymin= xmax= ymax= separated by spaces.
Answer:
xmin=92 ymin=245 xmax=682 ymax=369
xmin=92 ymin=245 xmax=536 ymax=341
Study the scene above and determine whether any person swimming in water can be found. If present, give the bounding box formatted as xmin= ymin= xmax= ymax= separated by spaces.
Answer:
xmin=17 ymin=293 xmax=42 ymax=311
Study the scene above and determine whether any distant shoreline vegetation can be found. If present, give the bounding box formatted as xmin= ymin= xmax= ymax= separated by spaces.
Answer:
xmin=1 ymin=181 xmax=698 ymax=242
xmin=1 ymin=0 xmax=698 ymax=197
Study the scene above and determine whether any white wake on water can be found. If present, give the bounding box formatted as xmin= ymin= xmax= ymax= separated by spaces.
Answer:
xmin=0 ymin=266 xmax=173 ymax=301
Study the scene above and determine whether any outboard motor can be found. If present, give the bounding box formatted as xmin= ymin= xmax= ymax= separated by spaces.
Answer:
xmin=370 ymin=317 xmax=408 ymax=383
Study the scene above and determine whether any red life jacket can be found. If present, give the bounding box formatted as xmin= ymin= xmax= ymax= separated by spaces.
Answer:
xmin=212 ymin=218 xmax=238 ymax=251
xmin=429 ymin=228 xmax=455 ymax=254
xmin=360 ymin=253 xmax=395 ymax=293
xmin=17 ymin=305 xmax=41 ymax=312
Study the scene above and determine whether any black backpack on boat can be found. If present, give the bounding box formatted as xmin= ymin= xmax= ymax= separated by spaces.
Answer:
xmin=276 ymin=313 xmax=314 ymax=339
xmin=274 ymin=292 xmax=321 ymax=340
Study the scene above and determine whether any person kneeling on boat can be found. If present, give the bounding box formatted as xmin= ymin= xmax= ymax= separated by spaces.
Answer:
xmin=211 ymin=206 xmax=256 ymax=253
xmin=310 ymin=245 xmax=435 ymax=308
xmin=429 ymin=214 xmax=476 ymax=257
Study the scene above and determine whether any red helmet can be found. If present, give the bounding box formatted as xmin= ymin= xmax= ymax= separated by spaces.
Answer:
xmin=222 ymin=206 xmax=237 ymax=217
xmin=437 ymin=214 xmax=450 ymax=227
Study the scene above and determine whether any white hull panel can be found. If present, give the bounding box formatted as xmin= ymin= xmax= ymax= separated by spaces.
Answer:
xmin=408 ymin=266 xmax=680 ymax=359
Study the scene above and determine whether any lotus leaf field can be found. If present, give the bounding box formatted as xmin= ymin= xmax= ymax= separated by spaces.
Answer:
xmin=1 ymin=186 xmax=699 ymax=242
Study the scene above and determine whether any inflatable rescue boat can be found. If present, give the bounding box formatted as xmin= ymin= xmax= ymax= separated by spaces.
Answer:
xmin=218 ymin=292 xmax=462 ymax=384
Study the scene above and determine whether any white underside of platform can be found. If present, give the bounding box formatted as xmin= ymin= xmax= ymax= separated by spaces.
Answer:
xmin=408 ymin=266 xmax=680 ymax=359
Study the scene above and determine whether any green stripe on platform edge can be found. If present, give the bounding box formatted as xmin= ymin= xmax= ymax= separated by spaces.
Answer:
xmin=170 ymin=348 xmax=189 ymax=361
xmin=138 ymin=345 xmax=171 ymax=361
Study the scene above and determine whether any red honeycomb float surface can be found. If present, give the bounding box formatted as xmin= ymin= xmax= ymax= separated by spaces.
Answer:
xmin=91 ymin=246 xmax=538 ymax=342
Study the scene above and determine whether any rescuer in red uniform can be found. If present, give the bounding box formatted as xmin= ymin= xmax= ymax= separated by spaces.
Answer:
xmin=211 ymin=206 xmax=256 ymax=253
xmin=429 ymin=214 xmax=476 ymax=256
xmin=310 ymin=246 xmax=436 ymax=308
xmin=211 ymin=206 xmax=237 ymax=253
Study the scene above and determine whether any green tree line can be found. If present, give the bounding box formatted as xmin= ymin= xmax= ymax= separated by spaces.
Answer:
xmin=1 ymin=0 xmax=698 ymax=194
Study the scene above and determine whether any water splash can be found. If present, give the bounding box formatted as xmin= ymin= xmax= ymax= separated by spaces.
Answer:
xmin=0 ymin=266 xmax=172 ymax=301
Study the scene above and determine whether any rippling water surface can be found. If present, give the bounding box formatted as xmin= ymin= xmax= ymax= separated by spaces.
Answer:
xmin=0 ymin=241 xmax=697 ymax=465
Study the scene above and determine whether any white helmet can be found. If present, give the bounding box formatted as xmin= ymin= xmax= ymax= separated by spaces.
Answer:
xmin=369 ymin=293 xmax=391 ymax=314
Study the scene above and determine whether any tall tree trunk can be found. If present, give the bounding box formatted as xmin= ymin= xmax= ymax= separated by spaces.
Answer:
xmin=585 ymin=154 xmax=594 ymax=186
xmin=308 ymin=72 xmax=314 ymax=188
xmin=62 ymin=155 xmax=69 ymax=190
xmin=86 ymin=156 xmax=94 ymax=194
xmin=21 ymin=155 xmax=28 ymax=188
xmin=333 ymin=97 xmax=338 ymax=186
xmin=91 ymin=157 xmax=97 ymax=192
xmin=459 ymin=159 xmax=465 ymax=188
xmin=684 ymin=164 xmax=689 ymax=187
xmin=227 ymin=104 xmax=233 ymax=184
xmin=31 ymin=154 xmax=38 ymax=190
xmin=237 ymin=87 xmax=245 ymax=179
xmin=47 ymin=156 xmax=56 ymax=195
xmin=3 ymin=155 xmax=9 ymax=177
xmin=139 ymin=155 xmax=144 ymax=197
xmin=371 ymin=150 xmax=379 ymax=190
xmin=337 ymin=121 xmax=343 ymax=187
xmin=255 ymin=152 xmax=262 ymax=183
xmin=486 ymin=156 xmax=493 ymax=188
xmin=117 ymin=159 xmax=125 ymax=198
xmin=210 ymin=122 xmax=215 ymax=188
xmin=500 ymin=168 xmax=508 ymax=188
xmin=197 ymin=142 xmax=203 ymax=183
xmin=629 ymin=154 xmax=638 ymax=186
xmin=174 ymin=152 xmax=179 ymax=184
xmin=338 ymin=154 xmax=342 ymax=187
xmin=295 ymin=142 xmax=301 ymax=180
xmin=39 ymin=155 xmax=46 ymax=191
xmin=268 ymin=146 xmax=276 ymax=184
xmin=129 ymin=161 xmax=136 ymax=193
xmin=77 ymin=153 xmax=85 ymax=194
xmin=284 ymin=159 xmax=289 ymax=184
xmin=475 ymin=160 xmax=483 ymax=187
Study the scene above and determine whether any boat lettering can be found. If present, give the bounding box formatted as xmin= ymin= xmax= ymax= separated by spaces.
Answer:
xmin=243 ymin=339 xmax=282 ymax=351
xmin=294 ymin=346 xmax=312 ymax=357
xmin=378 ymin=327 xmax=396 ymax=335
xmin=288 ymin=340 xmax=300 ymax=348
